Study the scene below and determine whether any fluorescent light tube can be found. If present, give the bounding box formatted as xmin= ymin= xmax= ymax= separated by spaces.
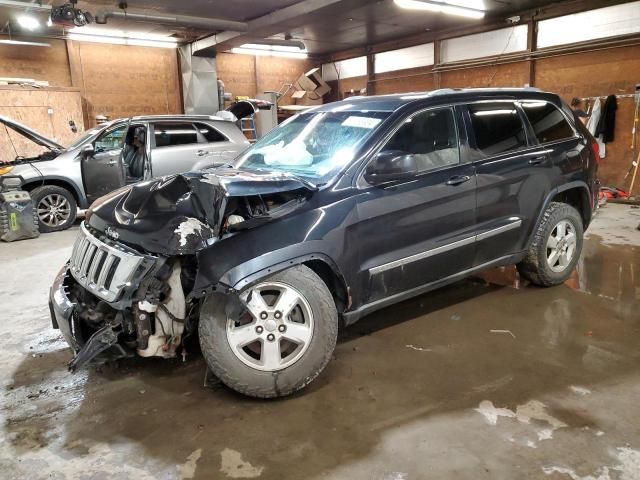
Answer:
xmin=394 ymin=0 xmax=485 ymax=19
xmin=67 ymin=28 xmax=178 ymax=48
xmin=0 ymin=39 xmax=50 ymax=47
xmin=232 ymin=44 xmax=308 ymax=58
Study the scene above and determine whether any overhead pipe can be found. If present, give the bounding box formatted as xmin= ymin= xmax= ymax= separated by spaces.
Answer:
xmin=94 ymin=11 xmax=248 ymax=32
xmin=0 ymin=0 xmax=51 ymax=11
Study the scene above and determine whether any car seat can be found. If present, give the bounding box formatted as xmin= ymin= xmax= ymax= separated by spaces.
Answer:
xmin=124 ymin=127 xmax=146 ymax=179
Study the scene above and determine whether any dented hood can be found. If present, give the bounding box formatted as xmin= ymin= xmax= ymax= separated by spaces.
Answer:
xmin=86 ymin=167 xmax=315 ymax=255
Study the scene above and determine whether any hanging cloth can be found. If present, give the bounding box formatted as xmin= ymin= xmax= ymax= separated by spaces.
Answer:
xmin=586 ymin=98 xmax=606 ymax=158
xmin=595 ymin=94 xmax=617 ymax=143
xmin=586 ymin=98 xmax=601 ymax=135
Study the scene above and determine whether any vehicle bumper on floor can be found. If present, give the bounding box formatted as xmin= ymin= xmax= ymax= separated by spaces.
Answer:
xmin=49 ymin=264 xmax=80 ymax=352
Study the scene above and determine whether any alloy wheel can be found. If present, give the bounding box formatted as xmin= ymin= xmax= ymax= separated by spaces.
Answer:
xmin=226 ymin=282 xmax=315 ymax=372
xmin=546 ymin=219 xmax=577 ymax=273
xmin=37 ymin=194 xmax=71 ymax=227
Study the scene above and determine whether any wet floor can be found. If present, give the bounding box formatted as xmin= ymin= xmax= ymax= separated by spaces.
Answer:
xmin=0 ymin=204 xmax=639 ymax=479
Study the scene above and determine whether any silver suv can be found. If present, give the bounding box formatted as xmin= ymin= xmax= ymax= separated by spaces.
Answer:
xmin=1 ymin=106 xmax=263 ymax=232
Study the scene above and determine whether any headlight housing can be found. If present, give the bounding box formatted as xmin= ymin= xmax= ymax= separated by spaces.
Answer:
xmin=0 ymin=166 xmax=14 ymax=175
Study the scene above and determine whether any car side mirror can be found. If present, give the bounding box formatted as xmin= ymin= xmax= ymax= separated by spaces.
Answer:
xmin=364 ymin=151 xmax=418 ymax=184
xmin=81 ymin=143 xmax=95 ymax=156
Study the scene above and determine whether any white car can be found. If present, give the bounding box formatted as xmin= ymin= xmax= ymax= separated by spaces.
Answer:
xmin=0 ymin=100 xmax=270 ymax=232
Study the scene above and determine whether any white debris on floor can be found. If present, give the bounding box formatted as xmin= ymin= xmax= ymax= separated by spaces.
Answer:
xmin=543 ymin=447 xmax=640 ymax=480
xmin=220 ymin=448 xmax=264 ymax=479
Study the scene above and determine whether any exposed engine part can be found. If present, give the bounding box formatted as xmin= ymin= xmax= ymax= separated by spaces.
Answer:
xmin=68 ymin=325 xmax=119 ymax=372
xmin=221 ymin=191 xmax=308 ymax=234
xmin=137 ymin=262 xmax=187 ymax=359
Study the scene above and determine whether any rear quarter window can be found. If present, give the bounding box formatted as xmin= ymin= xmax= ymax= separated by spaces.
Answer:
xmin=520 ymin=101 xmax=575 ymax=144
xmin=468 ymin=103 xmax=527 ymax=156
xmin=196 ymin=122 xmax=227 ymax=143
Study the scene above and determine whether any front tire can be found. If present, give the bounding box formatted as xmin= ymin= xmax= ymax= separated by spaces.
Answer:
xmin=517 ymin=202 xmax=584 ymax=287
xmin=199 ymin=265 xmax=338 ymax=398
xmin=31 ymin=185 xmax=77 ymax=233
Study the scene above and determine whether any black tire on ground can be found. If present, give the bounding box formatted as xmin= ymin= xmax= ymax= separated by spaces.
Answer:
xmin=517 ymin=201 xmax=584 ymax=287
xmin=30 ymin=185 xmax=78 ymax=233
xmin=199 ymin=265 xmax=338 ymax=398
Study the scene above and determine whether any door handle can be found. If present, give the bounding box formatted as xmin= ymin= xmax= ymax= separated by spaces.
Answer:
xmin=446 ymin=175 xmax=471 ymax=186
xmin=528 ymin=155 xmax=548 ymax=165
xmin=196 ymin=150 xmax=208 ymax=157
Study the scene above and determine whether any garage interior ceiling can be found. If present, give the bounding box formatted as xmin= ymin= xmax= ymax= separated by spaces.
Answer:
xmin=0 ymin=0 xmax=627 ymax=57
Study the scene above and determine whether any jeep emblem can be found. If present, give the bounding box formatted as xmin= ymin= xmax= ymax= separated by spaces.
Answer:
xmin=105 ymin=227 xmax=119 ymax=240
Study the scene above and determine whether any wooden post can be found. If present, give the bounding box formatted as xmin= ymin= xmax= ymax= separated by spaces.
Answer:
xmin=434 ymin=39 xmax=441 ymax=89
xmin=366 ymin=52 xmax=375 ymax=96
xmin=65 ymin=40 xmax=88 ymax=130
xmin=526 ymin=19 xmax=537 ymax=87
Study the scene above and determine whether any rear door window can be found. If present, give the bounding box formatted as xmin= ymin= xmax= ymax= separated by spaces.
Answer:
xmin=153 ymin=122 xmax=199 ymax=148
xmin=195 ymin=122 xmax=227 ymax=143
xmin=468 ymin=103 xmax=527 ymax=156
xmin=520 ymin=101 xmax=575 ymax=144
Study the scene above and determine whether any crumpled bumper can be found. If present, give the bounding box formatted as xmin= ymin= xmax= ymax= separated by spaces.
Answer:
xmin=49 ymin=264 xmax=80 ymax=352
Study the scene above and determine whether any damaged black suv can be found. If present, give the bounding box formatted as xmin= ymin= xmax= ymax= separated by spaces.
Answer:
xmin=50 ymin=88 xmax=598 ymax=397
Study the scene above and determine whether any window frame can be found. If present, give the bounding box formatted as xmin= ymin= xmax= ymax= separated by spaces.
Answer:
xmin=357 ymin=104 xmax=465 ymax=187
xmin=93 ymin=124 xmax=128 ymax=153
xmin=516 ymin=100 xmax=580 ymax=147
xmin=463 ymin=100 xmax=532 ymax=160
xmin=150 ymin=121 xmax=202 ymax=150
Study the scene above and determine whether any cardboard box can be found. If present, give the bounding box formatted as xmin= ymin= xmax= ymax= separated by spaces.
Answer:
xmin=294 ymin=67 xmax=331 ymax=104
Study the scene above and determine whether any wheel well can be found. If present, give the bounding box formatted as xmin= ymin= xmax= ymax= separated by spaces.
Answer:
xmin=22 ymin=180 xmax=80 ymax=205
xmin=551 ymin=188 xmax=590 ymax=227
xmin=303 ymin=259 xmax=349 ymax=313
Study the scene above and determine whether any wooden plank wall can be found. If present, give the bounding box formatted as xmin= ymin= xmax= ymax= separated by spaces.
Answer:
xmin=324 ymin=45 xmax=640 ymax=188
xmin=0 ymin=35 xmax=72 ymax=87
xmin=216 ymin=53 xmax=313 ymax=105
xmin=0 ymin=36 xmax=182 ymax=133
xmin=66 ymin=41 xmax=182 ymax=127
xmin=0 ymin=88 xmax=84 ymax=161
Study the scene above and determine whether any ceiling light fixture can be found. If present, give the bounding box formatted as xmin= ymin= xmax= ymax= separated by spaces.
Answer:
xmin=67 ymin=27 xmax=179 ymax=48
xmin=0 ymin=39 xmax=50 ymax=47
xmin=394 ymin=0 xmax=485 ymax=19
xmin=17 ymin=15 xmax=40 ymax=30
xmin=232 ymin=43 xmax=308 ymax=59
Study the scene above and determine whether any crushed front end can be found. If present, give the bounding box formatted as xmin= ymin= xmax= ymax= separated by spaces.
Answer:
xmin=49 ymin=168 xmax=314 ymax=371
xmin=50 ymin=223 xmax=192 ymax=371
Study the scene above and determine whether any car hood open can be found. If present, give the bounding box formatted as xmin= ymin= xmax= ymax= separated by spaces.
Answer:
xmin=86 ymin=166 xmax=315 ymax=255
xmin=0 ymin=115 xmax=64 ymax=152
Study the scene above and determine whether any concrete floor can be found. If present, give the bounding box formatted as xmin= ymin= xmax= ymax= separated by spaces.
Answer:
xmin=1 ymin=204 xmax=639 ymax=480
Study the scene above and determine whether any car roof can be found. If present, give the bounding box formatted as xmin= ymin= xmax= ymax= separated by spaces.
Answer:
xmin=311 ymin=88 xmax=560 ymax=113
xmin=128 ymin=114 xmax=226 ymax=122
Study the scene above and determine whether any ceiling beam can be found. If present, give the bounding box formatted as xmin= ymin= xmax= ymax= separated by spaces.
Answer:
xmin=192 ymin=0 xmax=373 ymax=56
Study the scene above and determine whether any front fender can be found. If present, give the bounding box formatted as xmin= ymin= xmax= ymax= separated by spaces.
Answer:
xmin=189 ymin=240 xmax=346 ymax=300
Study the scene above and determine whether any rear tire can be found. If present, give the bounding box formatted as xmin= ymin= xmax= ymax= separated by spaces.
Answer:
xmin=199 ymin=265 xmax=338 ymax=398
xmin=31 ymin=185 xmax=77 ymax=233
xmin=517 ymin=202 xmax=583 ymax=287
